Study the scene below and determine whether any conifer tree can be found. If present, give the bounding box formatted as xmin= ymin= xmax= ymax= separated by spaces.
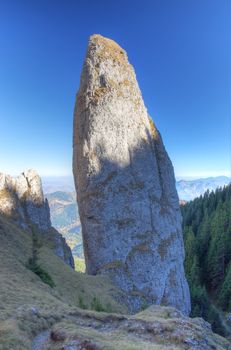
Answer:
xmin=181 ymin=184 xmax=231 ymax=335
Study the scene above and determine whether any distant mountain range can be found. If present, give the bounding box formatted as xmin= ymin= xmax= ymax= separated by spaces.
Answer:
xmin=42 ymin=176 xmax=75 ymax=193
xmin=45 ymin=176 xmax=231 ymax=258
xmin=43 ymin=175 xmax=231 ymax=200
xmin=176 ymin=176 xmax=230 ymax=201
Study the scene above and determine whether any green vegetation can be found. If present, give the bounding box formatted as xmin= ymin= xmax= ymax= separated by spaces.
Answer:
xmin=0 ymin=213 xmax=125 ymax=349
xmin=0 ymin=193 xmax=231 ymax=349
xmin=26 ymin=257 xmax=55 ymax=288
xmin=74 ymin=256 xmax=85 ymax=272
xmin=26 ymin=227 xmax=55 ymax=288
xmin=182 ymin=184 xmax=231 ymax=336
xmin=78 ymin=294 xmax=113 ymax=313
xmin=78 ymin=295 xmax=88 ymax=309
xmin=90 ymin=296 xmax=112 ymax=312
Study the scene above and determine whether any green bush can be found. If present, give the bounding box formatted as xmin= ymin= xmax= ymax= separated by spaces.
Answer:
xmin=91 ymin=296 xmax=105 ymax=312
xmin=78 ymin=295 xmax=88 ymax=309
xmin=26 ymin=258 xmax=55 ymax=288
xmin=78 ymin=295 xmax=112 ymax=313
xmin=140 ymin=300 xmax=148 ymax=311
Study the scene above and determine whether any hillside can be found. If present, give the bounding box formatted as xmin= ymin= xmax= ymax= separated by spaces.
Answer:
xmin=0 ymin=212 xmax=126 ymax=349
xmin=46 ymin=191 xmax=82 ymax=251
xmin=45 ymin=191 xmax=84 ymax=271
xmin=0 ymin=213 xmax=230 ymax=349
xmin=182 ymin=184 xmax=231 ymax=337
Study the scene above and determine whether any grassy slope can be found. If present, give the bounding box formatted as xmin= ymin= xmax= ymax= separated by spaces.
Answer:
xmin=0 ymin=214 xmax=124 ymax=349
xmin=0 ymin=213 xmax=230 ymax=350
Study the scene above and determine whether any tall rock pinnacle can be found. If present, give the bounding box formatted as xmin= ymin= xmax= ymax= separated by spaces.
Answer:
xmin=73 ymin=34 xmax=191 ymax=314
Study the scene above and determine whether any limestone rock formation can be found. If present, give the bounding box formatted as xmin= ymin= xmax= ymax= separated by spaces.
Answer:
xmin=0 ymin=169 xmax=74 ymax=268
xmin=73 ymin=34 xmax=190 ymax=314
xmin=0 ymin=169 xmax=50 ymax=230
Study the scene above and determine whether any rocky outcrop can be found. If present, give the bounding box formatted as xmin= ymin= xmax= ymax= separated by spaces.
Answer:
xmin=0 ymin=169 xmax=50 ymax=230
xmin=73 ymin=35 xmax=190 ymax=314
xmin=43 ymin=306 xmax=230 ymax=350
xmin=0 ymin=169 xmax=74 ymax=268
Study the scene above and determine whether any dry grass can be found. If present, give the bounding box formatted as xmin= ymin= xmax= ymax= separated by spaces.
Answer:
xmin=42 ymin=305 xmax=230 ymax=350
xmin=38 ymin=246 xmax=124 ymax=312
xmin=47 ymin=321 xmax=173 ymax=350
xmin=0 ymin=213 xmax=230 ymax=350
xmin=0 ymin=214 xmax=125 ymax=349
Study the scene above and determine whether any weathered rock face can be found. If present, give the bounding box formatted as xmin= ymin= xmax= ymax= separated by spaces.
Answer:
xmin=0 ymin=169 xmax=51 ymax=230
xmin=73 ymin=34 xmax=190 ymax=314
xmin=0 ymin=169 xmax=74 ymax=268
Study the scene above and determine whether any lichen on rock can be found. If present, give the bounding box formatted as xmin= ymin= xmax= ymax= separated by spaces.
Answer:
xmin=73 ymin=34 xmax=191 ymax=315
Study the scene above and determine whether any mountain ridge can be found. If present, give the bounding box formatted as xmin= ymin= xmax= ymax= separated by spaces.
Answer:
xmin=42 ymin=175 xmax=231 ymax=199
xmin=176 ymin=176 xmax=231 ymax=201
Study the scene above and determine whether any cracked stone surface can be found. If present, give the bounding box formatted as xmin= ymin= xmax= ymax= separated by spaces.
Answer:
xmin=73 ymin=34 xmax=191 ymax=314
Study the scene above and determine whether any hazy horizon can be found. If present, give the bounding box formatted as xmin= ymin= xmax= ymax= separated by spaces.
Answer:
xmin=4 ymin=171 xmax=231 ymax=180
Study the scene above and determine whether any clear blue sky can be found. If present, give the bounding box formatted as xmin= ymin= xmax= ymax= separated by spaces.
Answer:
xmin=0 ymin=0 xmax=230 ymax=178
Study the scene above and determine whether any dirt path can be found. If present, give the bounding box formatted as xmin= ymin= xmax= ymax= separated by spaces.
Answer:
xmin=31 ymin=330 xmax=50 ymax=350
